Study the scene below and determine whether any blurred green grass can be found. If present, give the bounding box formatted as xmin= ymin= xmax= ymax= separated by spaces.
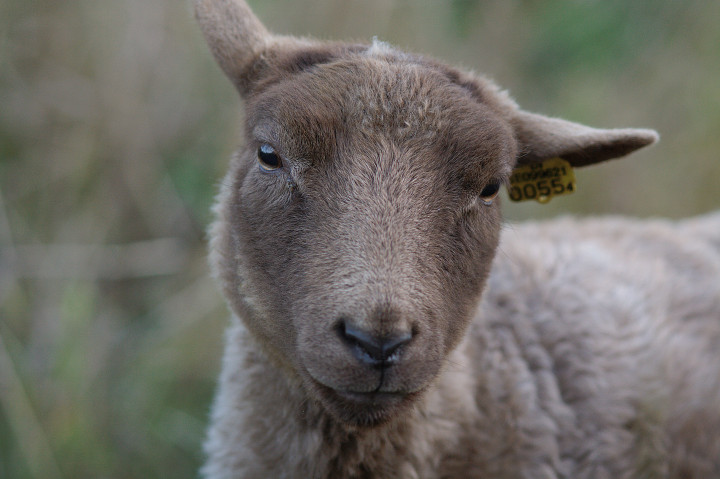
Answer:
xmin=0 ymin=0 xmax=718 ymax=477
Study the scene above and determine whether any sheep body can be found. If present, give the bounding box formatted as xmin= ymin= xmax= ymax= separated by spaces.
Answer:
xmin=202 ymin=211 xmax=720 ymax=478
xmin=194 ymin=1 xmax=720 ymax=476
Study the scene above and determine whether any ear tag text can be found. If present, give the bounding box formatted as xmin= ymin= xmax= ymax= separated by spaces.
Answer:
xmin=507 ymin=157 xmax=576 ymax=203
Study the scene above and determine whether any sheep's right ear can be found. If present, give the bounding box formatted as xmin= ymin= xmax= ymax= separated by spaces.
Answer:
xmin=194 ymin=0 xmax=271 ymax=95
xmin=511 ymin=110 xmax=659 ymax=168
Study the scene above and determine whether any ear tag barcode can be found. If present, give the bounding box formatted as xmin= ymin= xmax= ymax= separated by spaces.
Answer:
xmin=507 ymin=157 xmax=576 ymax=203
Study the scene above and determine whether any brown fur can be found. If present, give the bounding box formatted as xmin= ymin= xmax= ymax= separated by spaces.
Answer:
xmin=194 ymin=1 xmax=719 ymax=477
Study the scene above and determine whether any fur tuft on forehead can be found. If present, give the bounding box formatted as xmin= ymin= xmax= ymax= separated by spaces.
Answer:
xmin=365 ymin=37 xmax=398 ymax=58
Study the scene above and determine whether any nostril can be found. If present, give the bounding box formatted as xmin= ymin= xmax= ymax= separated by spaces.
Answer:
xmin=339 ymin=320 xmax=413 ymax=366
xmin=381 ymin=332 xmax=413 ymax=360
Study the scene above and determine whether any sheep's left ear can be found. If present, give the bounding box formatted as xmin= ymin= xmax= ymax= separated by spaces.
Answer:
xmin=194 ymin=0 xmax=272 ymax=95
xmin=511 ymin=110 xmax=659 ymax=168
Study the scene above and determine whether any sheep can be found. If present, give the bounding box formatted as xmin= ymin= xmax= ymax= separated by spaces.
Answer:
xmin=194 ymin=1 xmax=720 ymax=477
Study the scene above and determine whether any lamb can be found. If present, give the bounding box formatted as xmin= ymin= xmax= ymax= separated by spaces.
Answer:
xmin=194 ymin=1 xmax=720 ymax=477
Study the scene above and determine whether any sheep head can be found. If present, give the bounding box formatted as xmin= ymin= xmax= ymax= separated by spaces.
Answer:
xmin=196 ymin=0 xmax=658 ymax=426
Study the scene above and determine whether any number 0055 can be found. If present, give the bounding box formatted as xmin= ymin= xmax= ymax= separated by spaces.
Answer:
xmin=508 ymin=178 xmax=575 ymax=202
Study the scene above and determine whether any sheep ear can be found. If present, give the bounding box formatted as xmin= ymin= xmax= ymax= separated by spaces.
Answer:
xmin=511 ymin=110 xmax=659 ymax=168
xmin=194 ymin=0 xmax=271 ymax=95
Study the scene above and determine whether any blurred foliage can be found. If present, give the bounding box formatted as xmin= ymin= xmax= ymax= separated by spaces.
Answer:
xmin=0 ymin=0 xmax=718 ymax=477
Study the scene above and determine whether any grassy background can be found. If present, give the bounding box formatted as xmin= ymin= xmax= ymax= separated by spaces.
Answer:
xmin=1 ymin=0 xmax=718 ymax=477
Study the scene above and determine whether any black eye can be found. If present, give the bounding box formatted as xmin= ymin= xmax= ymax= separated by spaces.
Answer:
xmin=257 ymin=143 xmax=282 ymax=171
xmin=479 ymin=182 xmax=501 ymax=205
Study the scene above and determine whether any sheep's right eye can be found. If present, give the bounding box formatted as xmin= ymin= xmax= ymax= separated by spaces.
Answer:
xmin=479 ymin=181 xmax=501 ymax=205
xmin=257 ymin=144 xmax=283 ymax=171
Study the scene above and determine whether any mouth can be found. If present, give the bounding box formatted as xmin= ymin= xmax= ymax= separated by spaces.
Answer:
xmin=310 ymin=378 xmax=419 ymax=427
xmin=334 ymin=389 xmax=405 ymax=405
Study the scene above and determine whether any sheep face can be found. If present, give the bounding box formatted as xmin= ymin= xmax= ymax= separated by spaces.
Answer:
xmin=196 ymin=0 xmax=657 ymax=427
xmin=216 ymin=51 xmax=515 ymax=426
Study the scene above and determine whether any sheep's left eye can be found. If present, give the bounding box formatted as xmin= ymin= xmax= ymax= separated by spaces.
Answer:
xmin=257 ymin=143 xmax=283 ymax=171
xmin=479 ymin=182 xmax=501 ymax=205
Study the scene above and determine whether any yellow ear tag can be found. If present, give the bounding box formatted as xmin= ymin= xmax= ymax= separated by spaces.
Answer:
xmin=507 ymin=157 xmax=576 ymax=203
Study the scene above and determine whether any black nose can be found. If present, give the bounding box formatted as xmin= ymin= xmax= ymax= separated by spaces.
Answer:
xmin=339 ymin=320 xmax=413 ymax=368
